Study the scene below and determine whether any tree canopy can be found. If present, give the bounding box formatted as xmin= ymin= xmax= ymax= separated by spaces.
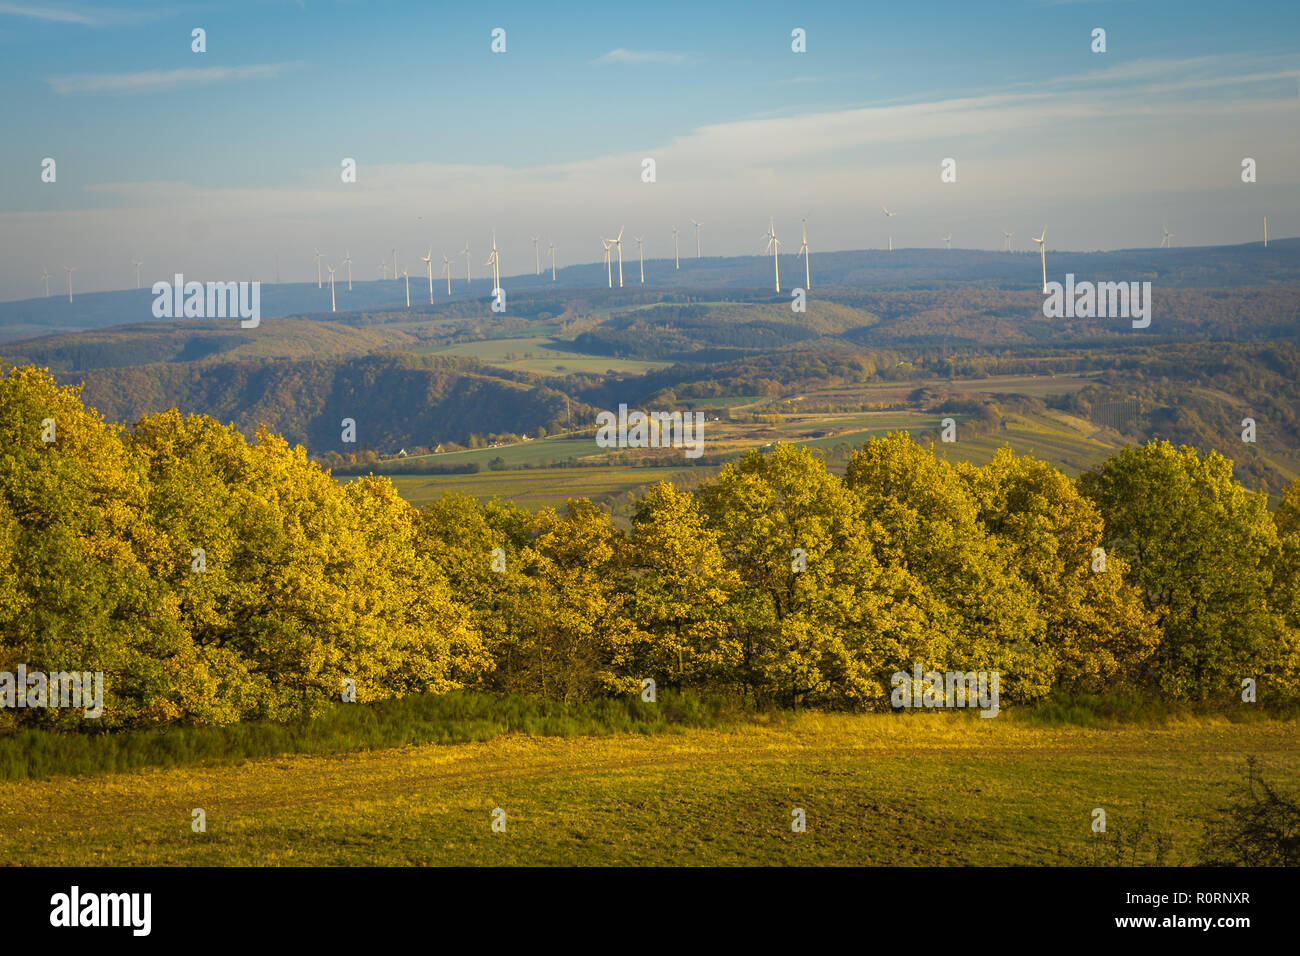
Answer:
xmin=1 ymin=363 xmax=1296 ymax=728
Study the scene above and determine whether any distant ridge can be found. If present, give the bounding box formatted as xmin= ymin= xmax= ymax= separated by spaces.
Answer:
xmin=1 ymin=238 xmax=1296 ymax=344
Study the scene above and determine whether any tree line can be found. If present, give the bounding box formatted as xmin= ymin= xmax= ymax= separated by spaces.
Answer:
xmin=2 ymin=363 xmax=1297 ymax=729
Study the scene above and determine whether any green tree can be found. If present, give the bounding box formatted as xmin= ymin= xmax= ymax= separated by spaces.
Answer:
xmin=0 ymin=365 xmax=184 ymax=728
xmin=627 ymin=481 xmax=741 ymax=692
xmin=1079 ymin=441 xmax=1289 ymax=700
xmin=698 ymin=443 xmax=929 ymax=707
xmin=963 ymin=447 xmax=1159 ymax=691
xmin=844 ymin=433 xmax=1050 ymax=701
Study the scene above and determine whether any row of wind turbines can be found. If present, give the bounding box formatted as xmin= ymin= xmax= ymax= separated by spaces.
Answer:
xmin=596 ymin=218 xmax=811 ymax=292
xmin=308 ymin=232 xmax=553 ymax=311
xmin=36 ymin=213 xmax=1271 ymax=304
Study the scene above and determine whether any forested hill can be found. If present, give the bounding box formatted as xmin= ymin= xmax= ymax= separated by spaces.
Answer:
xmin=68 ymin=353 xmax=580 ymax=452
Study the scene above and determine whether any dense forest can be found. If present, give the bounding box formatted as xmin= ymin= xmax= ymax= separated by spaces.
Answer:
xmin=3 ymin=362 xmax=1297 ymax=730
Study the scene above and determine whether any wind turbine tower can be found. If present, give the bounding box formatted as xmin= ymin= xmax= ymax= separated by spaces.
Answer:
xmin=613 ymin=227 xmax=624 ymax=287
xmin=63 ymin=265 xmax=76 ymax=303
xmin=633 ymin=235 xmax=645 ymax=284
xmin=882 ymin=205 xmax=896 ymax=251
xmin=484 ymin=232 xmax=501 ymax=293
xmin=314 ymin=248 xmax=325 ymax=287
xmin=343 ymin=250 xmax=353 ymax=290
xmin=1032 ymin=227 xmax=1047 ymax=294
xmin=422 ymin=248 xmax=434 ymax=303
xmin=327 ymin=265 xmax=337 ymax=312
xmin=40 ymin=268 xmax=51 ymax=297
xmin=690 ymin=219 xmax=703 ymax=258
xmin=763 ymin=218 xmax=781 ymax=292
xmin=796 ymin=219 xmax=811 ymax=289
xmin=131 ymin=259 xmax=143 ymax=289
xmin=530 ymin=236 xmax=541 ymax=275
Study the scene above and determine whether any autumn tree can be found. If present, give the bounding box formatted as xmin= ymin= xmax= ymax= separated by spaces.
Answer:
xmin=697 ymin=443 xmax=929 ymax=707
xmin=844 ymin=433 xmax=1049 ymax=700
xmin=1079 ymin=441 xmax=1291 ymax=700
xmin=962 ymin=447 xmax=1159 ymax=692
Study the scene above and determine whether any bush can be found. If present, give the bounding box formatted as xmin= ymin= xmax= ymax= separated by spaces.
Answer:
xmin=1198 ymin=756 xmax=1300 ymax=866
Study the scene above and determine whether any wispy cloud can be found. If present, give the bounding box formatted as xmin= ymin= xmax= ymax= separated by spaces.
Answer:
xmin=0 ymin=2 xmax=99 ymax=24
xmin=48 ymin=63 xmax=296 ymax=95
xmin=593 ymin=48 xmax=685 ymax=65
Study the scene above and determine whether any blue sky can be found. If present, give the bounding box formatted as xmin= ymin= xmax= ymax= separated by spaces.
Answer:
xmin=1 ymin=0 xmax=1298 ymax=300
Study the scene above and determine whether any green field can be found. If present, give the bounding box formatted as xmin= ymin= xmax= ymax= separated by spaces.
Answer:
xmin=366 ymin=406 xmax=1116 ymax=510
xmin=387 ymin=465 xmax=699 ymax=508
xmin=402 ymin=436 xmax=602 ymax=470
xmin=419 ymin=335 xmax=671 ymax=376
xmin=4 ymin=713 xmax=1293 ymax=865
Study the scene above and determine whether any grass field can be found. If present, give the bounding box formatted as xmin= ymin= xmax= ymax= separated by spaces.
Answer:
xmin=2 ymin=713 xmax=1292 ymax=865
xmin=387 ymin=465 xmax=699 ymax=508
xmin=365 ymin=406 xmax=1116 ymax=510
xmin=418 ymin=335 xmax=671 ymax=376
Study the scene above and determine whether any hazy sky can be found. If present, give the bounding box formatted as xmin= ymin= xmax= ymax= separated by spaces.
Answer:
xmin=1 ymin=0 xmax=1297 ymax=301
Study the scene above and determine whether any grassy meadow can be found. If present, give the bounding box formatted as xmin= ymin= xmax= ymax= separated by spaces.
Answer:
xmin=386 ymin=465 xmax=698 ymax=509
xmin=2 ymin=708 xmax=1294 ymax=866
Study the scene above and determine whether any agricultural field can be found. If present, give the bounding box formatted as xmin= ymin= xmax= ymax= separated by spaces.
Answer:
xmin=934 ymin=410 xmax=1122 ymax=476
xmin=3 ymin=713 xmax=1293 ymax=866
xmin=386 ymin=465 xmax=699 ymax=509
xmin=364 ymin=404 xmax=1119 ymax=509
xmin=419 ymin=334 xmax=672 ymax=376
xmin=791 ymin=372 xmax=1103 ymax=408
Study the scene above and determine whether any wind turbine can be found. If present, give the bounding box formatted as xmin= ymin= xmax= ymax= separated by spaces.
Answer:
xmin=392 ymin=247 xmax=397 ymax=282
xmin=882 ymin=205 xmax=896 ymax=251
xmin=1264 ymin=216 xmax=1268 ymax=248
xmin=1002 ymin=231 xmax=1013 ymax=252
xmin=796 ymin=219 xmax=811 ymax=289
xmin=63 ymin=265 xmax=76 ymax=303
xmin=763 ymin=218 xmax=781 ymax=292
xmin=672 ymin=226 xmax=680 ymax=269
xmin=378 ymin=262 xmax=388 ymax=280
xmin=342 ymin=250 xmax=353 ymax=290
xmin=612 ymin=227 xmax=624 ymax=287
xmin=131 ymin=258 xmax=143 ymax=289
xmin=441 ymin=254 xmax=452 ymax=295
xmin=314 ymin=248 xmax=325 ymax=287
xmin=941 ymin=233 xmax=952 ymax=250
xmin=689 ymin=219 xmax=702 ymax=258
xmin=530 ymin=236 xmax=541 ymax=275
xmin=1032 ymin=227 xmax=1047 ymax=294
xmin=548 ymin=241 xmax=556 ymax=281
xmin=633 ymin=235 xmax=645 ymax=284
xmin=484 ymin=232 xmax=501 ymax=293
xmin=422 ymin=248 xmax=434 ymax=303
xmin=326 ymin=264 xmax=337 ymax=312
xmin=462 ymin=242 xmax=472 ymax=284
xmin=40 ymin=267 xmax=51 ymax=297
xmin=601 ymin=239 xmax=613 ymax=288
xmin=1160 ymin=225 xmax=1174 ymax=248
xmin=403 ymin=269 xmax=410 ymax=308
